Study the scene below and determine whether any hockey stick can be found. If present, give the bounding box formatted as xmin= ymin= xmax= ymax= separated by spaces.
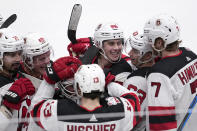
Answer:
xmin=67 ymin=4 xmax=100 ymax=64
xmin=177 ymin=94 xmax=197 ymax=131
xmin=0 ymin=14 xmax=17 ymax=29
xmin=67 ymin=4 xmax=82 ymax=44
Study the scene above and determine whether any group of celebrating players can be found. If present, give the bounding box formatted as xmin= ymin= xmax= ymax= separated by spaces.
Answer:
xmin=0 ymin=12 xmax=197 ymax=131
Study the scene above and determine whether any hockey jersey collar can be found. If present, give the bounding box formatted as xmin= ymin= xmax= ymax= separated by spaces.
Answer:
xmin=161 ymin=49 xmax=182 ymax=60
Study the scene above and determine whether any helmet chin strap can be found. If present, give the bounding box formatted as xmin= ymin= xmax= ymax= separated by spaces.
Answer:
xmin=24 ymin=58 xmax=34 ymax=70
xmin=137 ymin=56 xmax=153 ymax=67
xmin=99 ymin=49 xmax=121 ymax=64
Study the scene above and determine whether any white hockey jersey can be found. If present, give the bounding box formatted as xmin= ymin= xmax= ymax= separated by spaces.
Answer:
xmin=30 ymin=80 xmax=141 ymax=131
xmin=123 ymin=67 xmax=150 ymax=131
xmin=147 ymin=47 xmax=197 ymax=131
xmin=0 ymin=73 xmax=42 ymax=131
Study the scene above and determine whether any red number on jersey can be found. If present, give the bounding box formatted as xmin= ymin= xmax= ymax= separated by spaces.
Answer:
xmin=190 ymin=79 xmax=197 ymax=94
xmin=151 ymin=82 xmax=161 ymax=97
xmin=44 ymin=101 xmax=54 ymax=118
xmin=128 ymin=84 xmax=146 ymax=104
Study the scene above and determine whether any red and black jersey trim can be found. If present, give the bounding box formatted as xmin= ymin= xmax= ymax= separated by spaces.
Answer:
xmin=121 ymin=54 xmax=130 ymax=61
xmin=31 ymin=100 xmax=46 ymax=129
xmin=148 ymin=106 xmax=177 ymax=130
xmin=110 ymin=58 xmax=132 ymax=76
xmin=121 ymin=93 xmax=141 ymax=124
xmin=0 ymin=71 xmax=24 ymax=87
xmin=57 ymin=98 xmax=125 ymax=123
xmin=149 ymin=114 xmax=176 ymax=124
xmin=147 ymin=47 xmax=197 ymax=78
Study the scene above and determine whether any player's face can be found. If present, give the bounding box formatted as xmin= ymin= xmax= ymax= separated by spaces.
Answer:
xmin=153 ymin=38 xmax=165 ymax=56
xmin=128 ymin=48 xmax=140 ymax=66
xmin=103 ymin=39 xmax=122 ymax=62
xmin=32 ymin=51 xmax=50 ymax=76
xmin=3 ymin=50 xmax=23 ymax=73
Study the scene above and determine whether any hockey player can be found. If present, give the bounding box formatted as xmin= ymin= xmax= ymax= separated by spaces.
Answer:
xmin=0 ymin=32 xmax=52 ymax=131
xmin=67 ymin=22 xmax=134 ymax=85
xmin=109 ymin=31 xmax=154 ymax=131
xmin=0 ymin=28 xmax=25 ymax=130
xmin=123 ymin=31 xmax=154 ymax=131
xmin=0 ymin=28 xmax=24 ymax=88
xmin=21 ymin=32 xmax=52 ymax=79
xmin=144 ymin=14 xmax=197 ymax=130
xmin=30 ymin=57 xmax=140 ymax=131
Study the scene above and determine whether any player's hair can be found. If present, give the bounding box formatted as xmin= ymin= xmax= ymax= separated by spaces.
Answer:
xmin=165 ymin=40 xmax=182 ymax=51
xmin=83 ymin=91 xmax=102 ymax=100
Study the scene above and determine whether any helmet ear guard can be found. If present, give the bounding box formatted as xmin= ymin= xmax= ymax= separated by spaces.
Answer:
xmin=74 ymin=64 xmax=105 ymax=98
xmin=143 ymin=14 xmax=180 ymax=52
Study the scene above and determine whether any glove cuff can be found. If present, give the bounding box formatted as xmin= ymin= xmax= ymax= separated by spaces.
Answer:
xmin=3 ymin=100 xmax=21 ymax=110
xmin=45 ymin=61 xmax=61 ymax=84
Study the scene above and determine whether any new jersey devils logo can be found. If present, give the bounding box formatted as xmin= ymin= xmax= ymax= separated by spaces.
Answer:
xmin=110 ymin=24 xmax=118 ymax=30
xmin=93 ymin=77 xmax=99 ymax=83
xmin=38 ymin=37 xmax=46 ymax=44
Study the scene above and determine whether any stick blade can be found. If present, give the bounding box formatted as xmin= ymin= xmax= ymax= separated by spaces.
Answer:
xmin=0 ymin=14 xmax=17 ymax=29
xmin=67 ymin=4 xmax=82 ymax=44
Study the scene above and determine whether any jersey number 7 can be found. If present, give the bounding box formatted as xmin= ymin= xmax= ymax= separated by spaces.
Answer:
xmin=151 ymin=82 xmax=161 ymax=97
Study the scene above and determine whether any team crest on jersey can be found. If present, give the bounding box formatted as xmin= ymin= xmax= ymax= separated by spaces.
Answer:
xmin=106 ymin=97 xmax=120 ymax=106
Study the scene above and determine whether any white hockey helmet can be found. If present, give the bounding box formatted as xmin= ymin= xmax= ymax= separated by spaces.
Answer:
xmin=125 ymin=31 xmax=153 ymax=56
xmin=58 ymin=78 xmax=78 ymax=101
xmin=143 ymin=14 xmax=180 ymax=51
xmin=125 ymin=31 xmax=153 ymax=65
xmin=74 ymin=64 xmax=105 ymax=97
xmin=94 ymin=22 xmax=124 ymax=63
xmin=0 ymin=29 xmax=24 ymax=70
xmin=94 ymin=22 xmax=124 ymax=49
xmin=23 ymin=32 xmax=52 ymax=69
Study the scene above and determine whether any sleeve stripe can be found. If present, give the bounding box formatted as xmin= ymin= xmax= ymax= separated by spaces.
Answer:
xmin=150 ymin=121 xmax=177 ymax=130
xmin=31 ymin=100 xmax=46 ymax=129
xmin=149 ymin=114 xmax=176 ymax=124
xmin=121 ymin=93 xmax=141 ymax=124
xmin=148 ymin=106 xmax=177 ymax=130
xmin=149 ymin=106 xmax=175 ymax=111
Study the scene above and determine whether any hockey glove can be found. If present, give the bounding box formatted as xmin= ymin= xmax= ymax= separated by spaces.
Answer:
xmin=3 ymin=78 xmax=35 ymax=110
xmin=67 ymin=37 xmax=93 ymax=58
xmin=44 ymin=56 xmax=82 ymax=84
xmin=104 ymin=68 xmax=115 ymax=86
xmin=105 ymin=72 xmax=115 ymax=86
